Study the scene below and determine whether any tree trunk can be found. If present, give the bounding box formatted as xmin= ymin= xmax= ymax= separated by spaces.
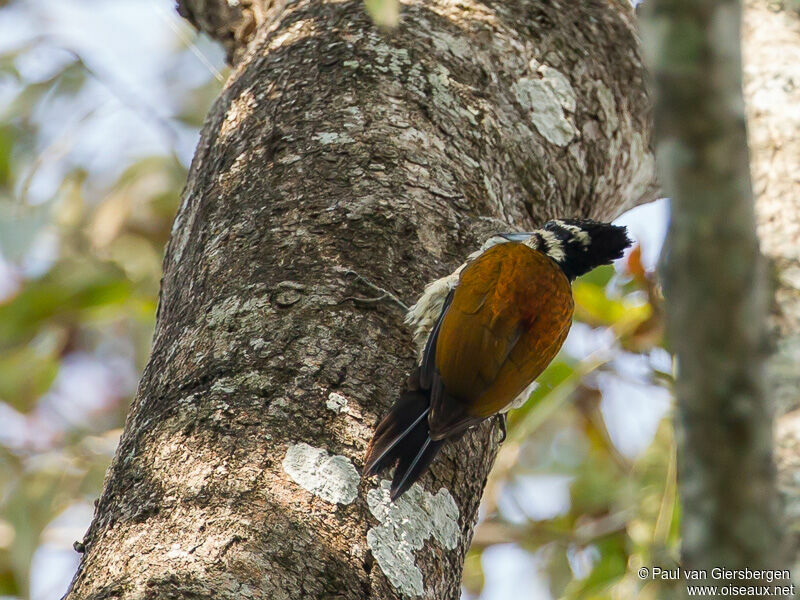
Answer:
xmin=642 ymin=0 xmax=789 ymax=588
xmin=742 ymin=0 xmax=800 ymax=572
xmin=64 ymin=0 xmax=655 ymax=598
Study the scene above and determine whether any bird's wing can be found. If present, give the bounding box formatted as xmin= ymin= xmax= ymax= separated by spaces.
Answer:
xmin=418 ymin=290 xmax=453 ymax=390
xmin=468 ymin=307 xmax=572 ymax=418
xmin=428 ymin=243 xmax=573 ymax=438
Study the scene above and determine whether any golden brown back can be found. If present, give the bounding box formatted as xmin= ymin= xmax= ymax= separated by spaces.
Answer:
xmin=430 ymin=243 xmax=573 ymax=436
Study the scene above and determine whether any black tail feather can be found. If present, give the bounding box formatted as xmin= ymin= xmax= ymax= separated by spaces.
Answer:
xmin=390 ymin=419 xmax=443 ymax=501
xmin=363 ymin=390 xmax=444 ymax=500
xmin=363 ymin=392 xmax=429 ymax=477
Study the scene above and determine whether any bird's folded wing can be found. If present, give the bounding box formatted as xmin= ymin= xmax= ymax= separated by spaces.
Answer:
xmin=430 ymin=244 xmax=573 ymax=435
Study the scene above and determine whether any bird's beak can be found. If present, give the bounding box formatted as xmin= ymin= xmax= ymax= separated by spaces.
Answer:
xmin=499 ymin=232 xmax=535 ymax=242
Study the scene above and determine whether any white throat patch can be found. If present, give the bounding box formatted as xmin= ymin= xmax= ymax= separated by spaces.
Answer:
xmin=537 ymin=230 xmax=566 ymax=262
xmin=551 ymin=219 xmax=590 ymax=246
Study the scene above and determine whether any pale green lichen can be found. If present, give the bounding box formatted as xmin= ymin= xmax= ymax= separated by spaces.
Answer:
xmin=537 ymin=65 xmax=577 ymax=112
xmin=430 ymin=30 xmax=471 ymax=59
xmin=211 ymin=378 xmax=237 ymax=394
xmin=282 ymin=443 xmax=359 ymax=505
xmin=205 ymin=294 xmax=271 ymax=333
xmin=512 ymin=76 xmax=576 ymax=147
xmin=326 ymin=392 xmax=348 ymax=413
xmin=366 ymin=481 xmax=460 ymax=597
xmin=595 ymin=81 xmax=619 ymax=137
xmin=427 ymin=64 xmax=451 ymax=89
xmin=373 ymin=42 xmax=410 ymax=78
xmin=238 ymin=371 xmax=272 ymax=389
xmin=207 ymin=296 xmax=243 ymax=328
xmin=314 ymin=132 xmax=355 ymax=144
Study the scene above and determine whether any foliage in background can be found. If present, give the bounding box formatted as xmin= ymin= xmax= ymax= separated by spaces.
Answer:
xmin=364 ymin=0 xmax=400 ymax=28
xmin=0 ymin=2 xmax=675 ymax=599
xmin=0 ymin=3 xmax=227 ymax=596
xmin=463 ymin=249 xmax=679 ymax=599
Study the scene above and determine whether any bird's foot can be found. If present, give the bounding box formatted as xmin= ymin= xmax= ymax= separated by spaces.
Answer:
xmin=493 ymin=413 xmax=507 ymax=444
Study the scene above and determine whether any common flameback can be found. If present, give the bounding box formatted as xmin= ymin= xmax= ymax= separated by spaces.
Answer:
xmin=363 ymin=218 xmax=632 ymax=500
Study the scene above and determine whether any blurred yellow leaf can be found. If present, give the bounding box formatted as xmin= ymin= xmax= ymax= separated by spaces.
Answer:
xmin=572 ymin=281 xmax=652 ymax=331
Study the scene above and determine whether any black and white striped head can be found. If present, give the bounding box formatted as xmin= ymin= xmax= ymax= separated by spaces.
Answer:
xmin=511 ymin=218 xmax=632 ymax=280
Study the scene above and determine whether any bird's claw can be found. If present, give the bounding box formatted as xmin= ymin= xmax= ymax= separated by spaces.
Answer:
xmin=494 ymin=413 xmax=507 ymax=444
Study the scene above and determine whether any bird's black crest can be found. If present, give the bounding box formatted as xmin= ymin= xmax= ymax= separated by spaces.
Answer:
xmin=541 ymin=218 xmax=632 ymax=280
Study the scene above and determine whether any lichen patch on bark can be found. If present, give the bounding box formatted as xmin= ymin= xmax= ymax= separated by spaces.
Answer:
xmin=326 ymin=392 xmax=349 ymax=413
xmin=282 ymin=443 xmax=360 ymax=504
xmin=531 ymin=61 xmax=577 ymax=113
xmin=512 ymin=75 xmax=576 ymax=147
xmin=595 ymin=81 xmax=619 ymax=137
xmin=366 ymin=481 xmax=460 ymax=597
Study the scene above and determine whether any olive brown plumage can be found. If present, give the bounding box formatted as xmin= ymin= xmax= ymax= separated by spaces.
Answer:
xmin=363 ymin=219 xmax=632 ymax=500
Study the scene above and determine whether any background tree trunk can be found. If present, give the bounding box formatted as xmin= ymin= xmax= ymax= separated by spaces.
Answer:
xmin=642 ymin=0 xmax=789 ymax=588
xmin=742 ymin=0 xmax=800 ymax=573
xmin=64 ymin=0 xmax=655 ymax=597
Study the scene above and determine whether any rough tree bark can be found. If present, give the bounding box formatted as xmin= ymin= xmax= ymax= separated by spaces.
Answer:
xmin=64 ymin=0 xmax=655 ymax=598
xmin=742 ymin=0 xmax=800 ymax=572
xmin=642 ymin=0 xmax=789 ymax=588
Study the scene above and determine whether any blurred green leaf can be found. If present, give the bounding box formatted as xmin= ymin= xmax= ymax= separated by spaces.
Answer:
xmin=0 ymin=13 xmax=225 ymax=598
xmin=0 ymin=126 xmax=13 ymax=189
xmin=570 ymin=455 xmax=628 ymax=516
xmin=174 ymin=78 xmax=225 ymax=128
xmin=54 ymin=61 xmax=87 ymax=97
xmin=0 ymin=340 xmax=60 ymax=412
xmin=461 ymin=548 xmax=484 ymax=595
xmin=4 ymin=458 xmax=80 ymax=598
xmin=564 ymin=536 xmax=628 ymax=598
xmin=576 ymin=264 xmax=617 ymax=288
xmin=0 ymin=262 xmax=134 ymax=347
xmin=364 ymin=0 xmax=400 ymax=27
xmin=509 ymin=360 xmax=575 ymax=427
xmin=0 ymin=565 xmax=19 ymax=596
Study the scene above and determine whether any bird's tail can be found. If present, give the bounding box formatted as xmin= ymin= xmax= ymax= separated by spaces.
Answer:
xmin=363 ymin=390 xmax=444 ymax=501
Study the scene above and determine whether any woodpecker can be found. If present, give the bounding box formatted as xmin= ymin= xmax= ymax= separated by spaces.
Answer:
xmin=362 ymin=218 xmax=632 ymax=500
